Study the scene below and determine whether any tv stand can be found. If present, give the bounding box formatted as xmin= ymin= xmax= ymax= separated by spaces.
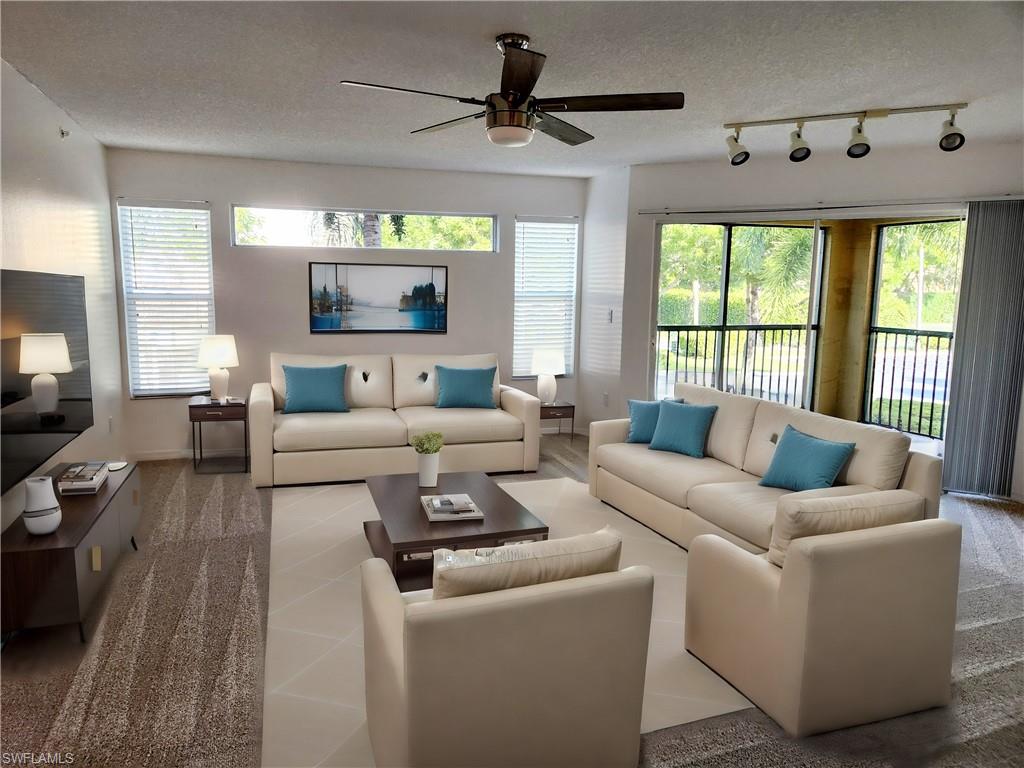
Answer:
xmin=1 ymin=463 xmax=140 ymax=642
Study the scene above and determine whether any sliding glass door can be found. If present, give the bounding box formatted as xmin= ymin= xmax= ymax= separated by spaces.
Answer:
xmin=654 ymin=223 xmax=823 ymax=407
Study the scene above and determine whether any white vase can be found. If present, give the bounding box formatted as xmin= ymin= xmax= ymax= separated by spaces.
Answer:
xmin=23 ymin=476 xmax=62 ymax=535
xmin=418 ymin=452 xmax=440 ymax=487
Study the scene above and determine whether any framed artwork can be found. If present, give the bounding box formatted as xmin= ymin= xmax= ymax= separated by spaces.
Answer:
xmin=309 ymin=262 xmax=448 ymax=334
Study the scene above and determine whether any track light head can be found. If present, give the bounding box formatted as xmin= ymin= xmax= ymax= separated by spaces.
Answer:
xmin=938 ymin=112 xmax=965 ymax=152
xmin=846 ymin=120 xmax=871 ymax=159
xmin=726 ymin=131 xmax=750 ymax=166
xmin=788 ymin=126 xmax=811 ymax=162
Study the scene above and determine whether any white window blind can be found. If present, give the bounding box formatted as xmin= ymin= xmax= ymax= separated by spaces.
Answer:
xmin=513 ymin=217 xmax=579 ymax=377
xmin=117 ymin=203 xmax=215 ymax=397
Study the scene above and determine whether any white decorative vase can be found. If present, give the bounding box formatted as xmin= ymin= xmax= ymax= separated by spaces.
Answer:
xmin=418 ymin=452 xmax=440 ymax=487
xmin=23 ymin=476 xmax=62 ymax=535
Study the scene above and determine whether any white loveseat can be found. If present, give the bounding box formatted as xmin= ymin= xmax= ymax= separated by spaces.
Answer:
xmin=589 ymin=382 xmax=943 ymax=552
xmin=250 ymin=353 xmax=540 ymax=487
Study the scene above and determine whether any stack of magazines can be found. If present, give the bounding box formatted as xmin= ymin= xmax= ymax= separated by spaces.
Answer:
xmin=420 ymin=493 xmax=484 ymax=522
xmin=58 ymin=462 xmax=109 ymax=495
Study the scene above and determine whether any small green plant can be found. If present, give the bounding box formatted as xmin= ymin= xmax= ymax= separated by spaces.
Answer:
xmin=410 ymin=431 xmax=444 ymax=455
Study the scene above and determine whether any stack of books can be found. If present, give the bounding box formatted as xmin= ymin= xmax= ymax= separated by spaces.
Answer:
xmin=58 ymin=462 xmax=109 ymax=495
xmin=420 ymin=493 xmax=484 ymax=522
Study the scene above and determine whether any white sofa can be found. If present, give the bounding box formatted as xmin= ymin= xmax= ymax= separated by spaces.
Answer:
xmin=589 ymin=382 xmax=943 ymax=552
xmin=249 ymin=353 xmax=540 ymax=487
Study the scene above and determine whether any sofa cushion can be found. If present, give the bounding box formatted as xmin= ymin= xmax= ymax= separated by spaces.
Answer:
xmin=768 ymin=489 xmax=926 ymax=567
xmin=282 ymin=364 xmax=348 ymax=414
xmin=392 ymin=353 xmax=500 ymax=408
xmin=396 ymin=406 xmax=524 ymax=445
xmin=594 ymin=442 xmax=755 ymax=509
xmin=435 ymin=365 xmax=497 ymax=408
xmin=674 ymin=383 xmax=760 ymax=469
xmin=649 ymin=401 xmax=717 ymax=458
xmin=270 ymin=353 xmax=393 ymax=410
xmin=627 ymin=400 xmax=662 ymax=443
xmin=273 ymin=408 xmax=407 ymax=452
xmin=688 ymin=482 xmax=881 ymax=550
xmin=432 ymin=526 xmax=622 ymax=599
xmin=759 ymin=425 xmax=855 ymax=491
xmin=744 ymin=400 xmax=911 ymax=490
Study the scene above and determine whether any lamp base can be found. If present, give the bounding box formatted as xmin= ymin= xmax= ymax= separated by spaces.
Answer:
xmin=31 ymin=373 xmax=59 ymax=414
xmin=209 ymin=367 xmax=229 ymax=401
xmin=537 ymin=373 xmax=557 ymax=405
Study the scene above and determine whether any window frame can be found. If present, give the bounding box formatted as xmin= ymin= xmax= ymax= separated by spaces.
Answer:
xmin=511 ymin=215 xmax=582 ymax=380
xmin=115 ymin=199 xmax=216 ymax=399
xmin=229 ymin=204 xmax=498 ymax=252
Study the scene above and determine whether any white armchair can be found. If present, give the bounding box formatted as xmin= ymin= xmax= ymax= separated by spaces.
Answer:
xmin=685 ymin=518 xmax=962 ymax=736
xmin=361 ymin=558 xmax=654 ymax=768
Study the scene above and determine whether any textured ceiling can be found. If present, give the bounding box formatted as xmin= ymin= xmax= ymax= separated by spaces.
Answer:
xmin=2 ymin=1 xmax=1021 ymax=177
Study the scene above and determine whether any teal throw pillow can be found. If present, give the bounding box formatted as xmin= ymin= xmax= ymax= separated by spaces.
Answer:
xmin=759 ymin=424 xmax=856 ymax=491
xmin=627 ymin=400 xmax=662 ymax=443
xmin=436 ymin=365 xmax=496 ymax=409
xmin=648 ymin=400 xmax=717 ymax=458
xmin=282 ymin=364 xmax=348 ymax=414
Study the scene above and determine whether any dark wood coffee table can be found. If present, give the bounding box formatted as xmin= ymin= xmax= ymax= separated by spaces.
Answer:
xmin=363 ymin=472 xmax=549 ymax=592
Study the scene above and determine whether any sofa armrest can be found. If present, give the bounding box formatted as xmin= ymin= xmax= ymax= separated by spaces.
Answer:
xmin=899 ymin=450 xmax=943 ymax=518
xmin=361 ymin=558 xmax=410 ymax=767
xmin=500 ymin=385 xmax=540 ymax=471
xmin=588 ymin=418 xmax=630 ymax=494
xmin=249 ymin=382 xmax=274 ymax=487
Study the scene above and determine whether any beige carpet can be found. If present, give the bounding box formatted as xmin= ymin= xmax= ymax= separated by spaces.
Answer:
xmin=1 ymin=461 xmax=272 ymax=768
xmin=262 ymin=477 xmax=753 ymax=768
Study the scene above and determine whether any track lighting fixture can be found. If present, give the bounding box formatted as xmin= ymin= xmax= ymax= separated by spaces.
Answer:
xmin=723 ymin=102 xmax=967 ymax=165
xmin=788 ymin=124 xmax=811 ymax=162
xmin=846 ymin=119 xmax=871 ymax=158
xmin=726 ymin=129 xmax=749 ymax=166
xmin=938 ymin=111 xmax=966 ymax=152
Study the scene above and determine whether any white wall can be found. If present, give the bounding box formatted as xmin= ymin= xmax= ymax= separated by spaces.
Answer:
xmin=619 ymin=141 xmax=1024 ymax=406
xmin=104 ymin=149 xmax=586 ymax=457
xmin=577 ymin=167 xmax=630 ymax=428
xmin=1 ymin=62 xmax=124 ymax=529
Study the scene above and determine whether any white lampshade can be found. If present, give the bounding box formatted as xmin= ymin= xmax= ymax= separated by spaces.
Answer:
xmin=486 ymin=125 xmax=534 ymax=147
xmin=197 ymin=335 xmax=239 ymax=368
xmin=19 ymin=334 xmax=72 ymax=375
xmin=530 ymin=348 xmax=566 ymax=376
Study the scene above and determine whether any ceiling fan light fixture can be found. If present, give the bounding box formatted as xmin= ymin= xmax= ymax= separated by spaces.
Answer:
xmin=486 ymin=124 xmax=535 ymax=147
xmin=846 ymin=120 xmax=871 ymax=158
xmin=788 ymin=126 xmax=811 ymax=162
xmin=726 ymin=130 xmax=750 ymax=166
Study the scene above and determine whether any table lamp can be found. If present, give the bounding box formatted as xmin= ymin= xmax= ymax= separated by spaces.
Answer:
xmin=19 ymin=333 xmax=73 ymax=422
xmin=198 ymin=335 xmax=239 ymax=402
xmin=531 ymin=348 xmax=565 ymax=405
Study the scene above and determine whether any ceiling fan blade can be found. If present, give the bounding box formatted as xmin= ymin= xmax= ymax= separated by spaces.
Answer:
xmin=534 ymin=92 xmax=685 ymax=112
xmin=535 ymin=111 xmax=595 ymax=146
xmin=340 ymin=80 xmax=485 ymax=106
xmin=411 ymin=112 xmax=486 ymax=135
xmin=500 ymin=47 xmax=546 ymax=102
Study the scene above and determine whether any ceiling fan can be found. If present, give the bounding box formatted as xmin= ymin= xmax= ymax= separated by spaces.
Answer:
xmin=340 ymin=33 xmax=685 ymax=148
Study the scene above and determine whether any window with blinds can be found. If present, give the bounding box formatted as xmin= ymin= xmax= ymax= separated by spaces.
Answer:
xmin=117 ymin=203 xmax=215 ymax=397
xmin=513 ymin=217 xmax=579 ymax=377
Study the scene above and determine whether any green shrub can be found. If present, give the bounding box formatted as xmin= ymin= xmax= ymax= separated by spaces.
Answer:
xmin=410 ymin=431 xmax=444 ymax=454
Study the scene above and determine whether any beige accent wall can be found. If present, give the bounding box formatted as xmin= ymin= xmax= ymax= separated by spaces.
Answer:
xmin=1 ymin=62 xmax=125 ymax=530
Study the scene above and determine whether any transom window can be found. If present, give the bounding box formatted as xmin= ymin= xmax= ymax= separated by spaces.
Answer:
xmin=232 ymin=206 xmax=496 ymax=251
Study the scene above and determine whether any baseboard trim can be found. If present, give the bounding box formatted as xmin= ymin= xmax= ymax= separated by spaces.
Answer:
xmin=130 ymin=447 xmax=241 ymax=461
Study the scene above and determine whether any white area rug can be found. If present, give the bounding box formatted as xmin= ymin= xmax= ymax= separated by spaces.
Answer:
xmin=262 ymin=477 xmax=752 ymax=768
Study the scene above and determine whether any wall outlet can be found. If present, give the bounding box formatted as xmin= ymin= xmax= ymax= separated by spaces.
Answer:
xmin=602 ymin=392 xmax=610 ymax=407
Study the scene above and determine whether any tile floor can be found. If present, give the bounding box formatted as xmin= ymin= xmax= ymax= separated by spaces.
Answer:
xmin=261 ymin=477 xmax=752 ymax=768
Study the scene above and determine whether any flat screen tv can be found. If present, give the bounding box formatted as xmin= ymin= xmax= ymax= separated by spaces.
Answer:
xmin=1 ymin=269 xmax=94 ymax=494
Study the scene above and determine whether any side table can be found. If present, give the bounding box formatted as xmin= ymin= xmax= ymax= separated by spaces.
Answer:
xmin=188 ymin=396 xmax=249 ymax=474
xmin=539 ymin=401 xmax=575 ymax=442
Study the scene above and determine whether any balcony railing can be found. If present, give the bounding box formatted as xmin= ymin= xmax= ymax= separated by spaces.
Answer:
xmin=864 ymin=327 xmax=953 ymax=439
xmin=655 ymin=324 xmax=812 ymax=407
